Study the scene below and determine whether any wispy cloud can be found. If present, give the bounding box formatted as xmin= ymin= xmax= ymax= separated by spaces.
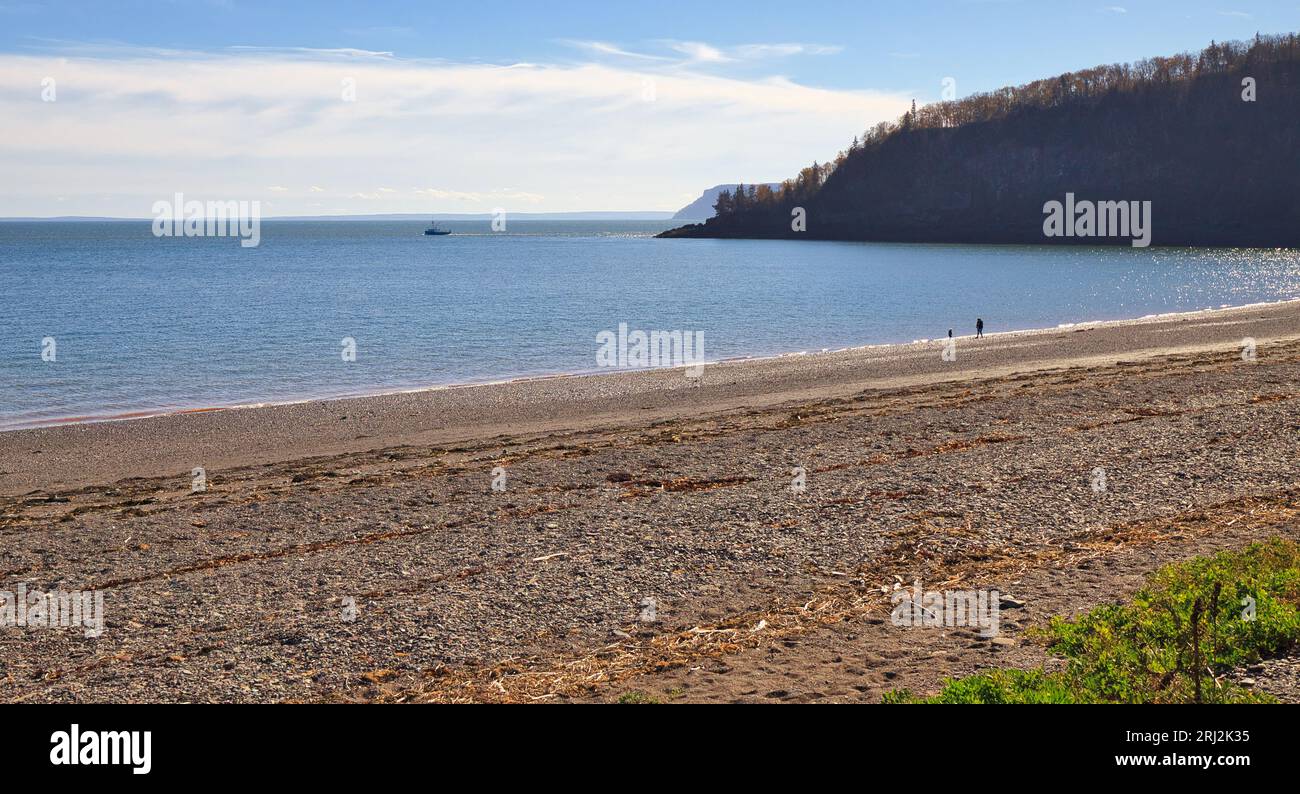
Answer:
xmin=559 ymin=40 xmax=672 ymax=61
xmin=733 ymin=43 xmax=844 ymax=58
xmin=0 ymin=45 xmax=906 ymax=216
xmin=228 ymin=45 xmax=395 ymax=58
xmin=665 ymin=40 xmax=732 ymax=63
xmin=561 ymin=38 xmax=844 ymax=66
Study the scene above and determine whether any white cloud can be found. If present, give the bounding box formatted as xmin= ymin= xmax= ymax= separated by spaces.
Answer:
xmin=732 ymin=43 xmax=844 ymax=58
xmin=559 ymin=40 xmax=673 ymax=61
xmin=568 ymin=39 xmax=843 ymax=65
xmin=666 ymin=41 xmax=732 ymax=63
xmin=0 ymin=48 xmax=908 ymax=216
xmin=228 ymin=45 xmax=395 ymax=58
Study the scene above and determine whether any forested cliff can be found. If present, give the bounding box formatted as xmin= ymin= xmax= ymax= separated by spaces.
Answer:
xmin=659 ymin=35 xmax=1300 ymax=247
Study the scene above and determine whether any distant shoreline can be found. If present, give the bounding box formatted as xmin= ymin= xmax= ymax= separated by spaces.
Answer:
xmin=658 ymin=221 xmax=1300 ymax=249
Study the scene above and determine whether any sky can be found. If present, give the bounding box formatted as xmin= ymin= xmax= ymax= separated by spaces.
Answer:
xmin=0 ymin=0 xmax=1292 ymax=217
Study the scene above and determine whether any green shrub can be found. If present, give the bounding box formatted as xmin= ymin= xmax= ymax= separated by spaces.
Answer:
xmin=886 ymin=539 xmax=1300 ymax=704
xmin=616 ymin=690 xmax=660 ymax=704
xmin=883 ymin=670 xmax=1080 ymax=704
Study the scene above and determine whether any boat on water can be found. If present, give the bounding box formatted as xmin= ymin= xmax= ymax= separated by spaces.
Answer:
xmin=423 ymin=218 xmax=451 ymax=236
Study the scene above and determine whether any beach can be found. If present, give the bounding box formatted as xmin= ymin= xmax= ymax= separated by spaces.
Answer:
xmin=2 ymin=300 xmax=1298 ymax=702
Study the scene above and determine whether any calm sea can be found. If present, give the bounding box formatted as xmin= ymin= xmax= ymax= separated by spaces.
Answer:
xmin=2 ymin=219 xmax=1298 ymax=430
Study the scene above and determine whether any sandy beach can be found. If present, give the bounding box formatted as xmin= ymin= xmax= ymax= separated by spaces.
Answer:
xmin=2 ymin=300 xmax=1298 ymax=702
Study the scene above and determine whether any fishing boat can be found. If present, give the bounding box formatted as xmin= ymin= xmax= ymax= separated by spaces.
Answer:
xmin=423 ymin=218 xmax=451 ymax=236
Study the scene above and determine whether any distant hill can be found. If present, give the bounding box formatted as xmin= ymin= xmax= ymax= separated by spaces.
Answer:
xmin=673 ymin=184 xmax=781 ymax=220
xmin=661 ymin=35 xmax=1300 ymax=247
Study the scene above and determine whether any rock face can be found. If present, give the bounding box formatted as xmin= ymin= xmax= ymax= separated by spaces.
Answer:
xmin=672 ymin=184 xmax=781 ymax=220
xmin=662 ymin=42 xmax=1300 ymax=247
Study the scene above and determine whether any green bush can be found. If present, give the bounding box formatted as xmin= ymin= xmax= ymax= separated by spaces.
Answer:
xmin=883 ymin=670 xmax=1080 ymax=704
xmin=886 ymin=539 xmax=1300 ymax=704
xmin=616 ymin=690 xmax=660 ymax=704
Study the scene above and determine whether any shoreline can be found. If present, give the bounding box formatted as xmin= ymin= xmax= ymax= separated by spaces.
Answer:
xmin=7 ymin=297 xmax=1298 ymax=435
xmin=2 ymin=297 xmax=1299 ymax=498
xmin=3 ymin=295 xmax=1299 ymax=702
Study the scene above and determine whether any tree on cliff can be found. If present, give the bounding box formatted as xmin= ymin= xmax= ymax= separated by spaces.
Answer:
xmin=660 ymin=33 xmax=1300 ymax=247
xmin=712 ymin=188 xmax=733 ymax=216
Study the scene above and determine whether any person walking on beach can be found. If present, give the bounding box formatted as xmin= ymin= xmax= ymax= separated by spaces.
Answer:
xmin=976 ymin=318 xmax=984 ymax=338
xmin=947 ymin=329 xmax=953 ymax=339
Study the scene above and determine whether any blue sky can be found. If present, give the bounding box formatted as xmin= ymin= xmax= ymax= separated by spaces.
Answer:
xmin=0 ymin=1 xmax=1292 ymax=215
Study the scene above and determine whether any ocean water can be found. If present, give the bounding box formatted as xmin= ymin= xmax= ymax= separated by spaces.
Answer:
xmin=2 ymin=219 xmax=1299 ymax=430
